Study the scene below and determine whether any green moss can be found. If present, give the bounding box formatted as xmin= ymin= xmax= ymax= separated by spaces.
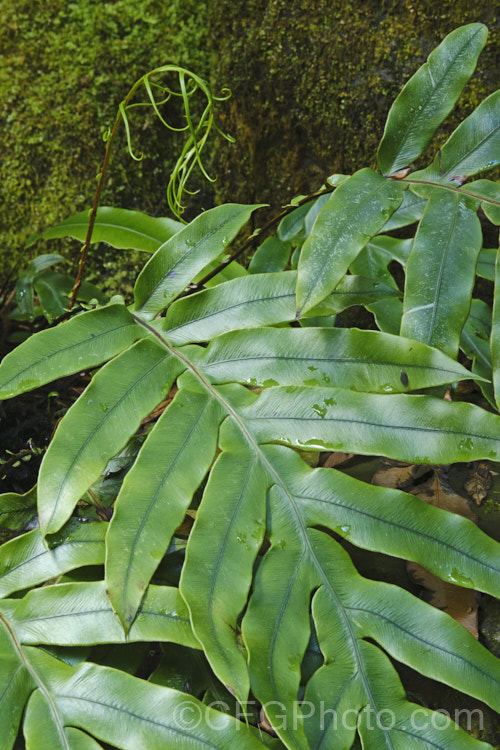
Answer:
xmin=210 ymin=1 xmax=499 ymax=210
xmin=2 ymin=2 xmax=499 ymax=297
xmin=0 ymin=0 xmax=210 ymax=292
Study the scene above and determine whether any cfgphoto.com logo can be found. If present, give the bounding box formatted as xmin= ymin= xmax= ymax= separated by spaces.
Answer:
xmin=173 ymin=699 xmax=484 ymax=733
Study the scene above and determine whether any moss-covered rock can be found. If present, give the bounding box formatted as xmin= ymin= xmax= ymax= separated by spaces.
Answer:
xmin=2 ymin=2 xmax=499 ymax=295
xmin=209 ymin=1 xmax=499 ymax=210
xmin=0 ymin=0 xmax=211 ymax=293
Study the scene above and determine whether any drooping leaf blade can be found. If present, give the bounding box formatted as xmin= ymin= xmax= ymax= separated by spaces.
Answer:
xmin=0 ymin=642 xmax=266 ymax=750
xmin=163 ymin=271 xmax=398 ymax=345
xmin=23 ymin=690 xmax=104 ymax=750
xmin=400 ymin=191 xmax=482 ymax=358
xmin=239 ymin=385 xmax=500 ymax=464
xmin=381 ymin=188 xmax=426 ymax=230
xmin=248 ymin=237 xmax=292 ymax=274
xmin=304 ymin=531 xmax=497 ymax=750
xmin=464 ymin=180 xmax=500 ymax=224
xmin=277 ymin=200 xmax=312 ymax=242
xmin=180 ymin=422 xmax=268 ymax=702
xmin=296 ymin=169 xmax=404 ymax=314
xmin=0 ymin=620 xmax=34 ymax=750
xmin=377 ymin=23 xmax=487 ymax=174
xmin=461 ymin=299 xmax=495 ymax=407
xmin=267 ymin=446 xmax=500 ymax=597
xmin=25 ymin=207 xmax=183 ymax=253
xmin=14 ymin=255 xmax=67 ymax=321
xmin=38 ymin=338 xmax=183 ymax=536
xmin=491 ymin=252 xmax=500 ymax=410
xmin=0 ymin=487 xmax=37 ymax=535
xmin=106 ymin=376 xmax=225 ymax=631
xmin=195 ymin=326 xmax=479 ymax=392
xmin=0 ymin=304 xmax=146 ymax=399
xmin=0 ymin=522 xmax=106 ymax=599
xmin=423 ymin=90 xmax=500 ymax=182
xmin=134 ymin=203 xmax=263 ymax=317
xmin=239 ymin=449 xmax=500 ymax=749
xmin=0 ymin=581 xmax=197 ymax=648
xmin=477 ymin=247 xmax=498 ymax=280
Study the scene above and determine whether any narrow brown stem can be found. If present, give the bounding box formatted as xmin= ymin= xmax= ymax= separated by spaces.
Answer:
xmin=393 ymin=177 xmax=500 ymax=208
xmin=67 ymin=119 xmax=119 ymax=309
xmin=178 ymin=186 xmax=333 ymax=298
xmin=68 ymin=83 xmax=143 ymax=309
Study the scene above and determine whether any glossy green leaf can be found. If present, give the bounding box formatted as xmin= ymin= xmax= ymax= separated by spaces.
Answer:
xmin=24 ymin=254 xmax=67 ymax=277
xmin=0 ymin=643 xmax=266 ymax=750
xmin=0 ymin=487 xmax=37 ymax=534
xmin=303 ymin=533 xmax=495 ymax=750
xmin=106 ymin=377 xmax=225 ymax=630
xmin=161 ymin=271 xmax=296 ymax=344
xmin=365 ymin=297 xmax=403 ymax=334
xmin=491 ymin=253 xmax=500 ymax=410
xmin=32 ymin=270 xmax=104 ymax=321
xmin=465 ymin=180 xmax=500 ymax=224
xmin=4 ymin=29 xmax=500 ymax=749
xmin=238 ymin=446 xmax=500 ymax=749
xmin=312 ymin=276 xmax=399 ymax=316
xmin=303 ymin=192 xmax=332 ymax=235
xmin=195 ymin=327 xmax=478 ymax=392
xmin=377 ymin=23 xmax=487 ymax=174
xmin=239 ymin=385 xmax=500 ymax=464
xmin=134 ymin=203 xmax=262 ymax=317
xmin=381 ymin=188 xmax=426 ymax=230
xmin=181 ymin=423 xmax=267 ymax=702
xmin=418 ymin=90 xmax=500 ymax=183
xmin=296 ymin=169 xmax=404 ymax=314
xmin=461 ymin=299 xmax=495 ymax=407
xmin=368 ymin=234 xmax=413 ymax=265
xmin=0 ymin=621 xmax=34 ymax=750
xmin=267 ymin=446 xmax=500 ymax=597
xmin=401 ymin=191 xmax=482 ymax=358
xmin=277 ymin=200 xmax=312 ymax=241
xmin=248 ymin=236 xmax=292 ymax=274
xmin=163 ymin=271 xmax=397 ymax=345
xmin=349 ymin=236 xmax=410 ymax=288
xmin=326 ymin=173 xmax=351 ymax=187
xmin=23 ymin=690 xmax=104 ymax=750
xmin=14 ymin=255 xmax=66 ymax=321
xmin=26 ymin=206 xmax=183 ymax=253
xmin=0 ymin=304 xmax=145 ymax=399
xmin=38 ymin=338 xmax=183 ymax=536
xmin=299 ymin=313 xmax=337 ymax=328
xmin=0 ymin=581 xmax=196 ymax=647
xmin=0 ymin=522 xmax=106 ymax=599
xmin=477 ymin=247 xmax=498 ymax=280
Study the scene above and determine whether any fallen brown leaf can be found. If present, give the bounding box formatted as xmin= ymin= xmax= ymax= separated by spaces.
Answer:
xmin=407 ymin=562 xmax=479 ymax=638
xmin=259 ymin=707 xmax=278 ymax=737
xmin=464 ymin=461 xmax=492 ymax=506
xmin=174 ymin=509 xmax=197 ymax=536
xmin=408 ymin=469 xmax=479 ymax=638
xmin=371 ymin=460 xmax=427 ymax=491
xmin=411 ymin=471 xmax=477 ymax=521
xmin=321 ymin=451 xmax=354 ymax=468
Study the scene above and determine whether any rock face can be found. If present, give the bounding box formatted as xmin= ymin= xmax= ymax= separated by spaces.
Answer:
xmin=0 ymin=0 xmax=211 ymax=286
xmin=209 ymin=0 xmax=499 ymax=210
xmin=1 ymin=1 xmax=498 ymax=284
